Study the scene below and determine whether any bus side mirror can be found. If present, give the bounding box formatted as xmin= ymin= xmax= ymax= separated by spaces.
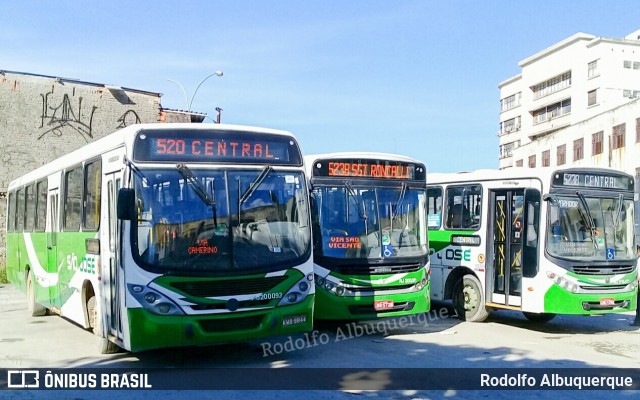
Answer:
xmin=117 ymin=188 xmax=136 ymax=220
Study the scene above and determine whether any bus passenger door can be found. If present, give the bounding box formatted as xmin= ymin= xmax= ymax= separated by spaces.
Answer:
xmin=488 ymin=189 xmax=524 ymax=308
xmin=102 ymin=174 xmax=123 ymax=340
xmin=46 ymin=189 xmax=59 ymax=305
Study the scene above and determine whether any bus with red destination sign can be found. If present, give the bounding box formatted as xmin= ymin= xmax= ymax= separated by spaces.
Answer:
xmin=5 ymin=123 xmax=314 ymax=352
xmin=427 ymin=167 xmax=637 ymax=322
xmin=305 ymin=153 xmax=430 ymax=320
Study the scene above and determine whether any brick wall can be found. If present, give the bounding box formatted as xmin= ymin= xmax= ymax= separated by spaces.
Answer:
xmin=0 ymin=71 xmax=163 ymax=265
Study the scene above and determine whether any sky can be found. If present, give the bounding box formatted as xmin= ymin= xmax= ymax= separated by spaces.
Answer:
xmin=1 ymin=1 xmax=639 ymax=173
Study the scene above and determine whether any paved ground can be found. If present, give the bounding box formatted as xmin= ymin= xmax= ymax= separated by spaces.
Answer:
xmin=1 ymin=283 xmax=639 ymax=399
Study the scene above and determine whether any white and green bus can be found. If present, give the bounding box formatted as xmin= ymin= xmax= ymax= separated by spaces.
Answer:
xmin=306 ymin=153 xmax=430 ymax=320
xmin=5 ymin=123 xmax=314 ymax=353
xmin=427 ymin=167 xmax=637 ymax=322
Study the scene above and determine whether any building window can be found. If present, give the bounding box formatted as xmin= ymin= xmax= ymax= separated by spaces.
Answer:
xmin=557 ymin=144 xmax=566 ymax=165
xmin=636 ymin=118 xmax=640 ymax=143
xmin=528 ymin=155 xmax=536 ymax=168
xmin=624 ymin=60 xmax=632 ymax=69
xmin=588 ymin=89 xmax=597 ymax=106
xmin=500 ymin=92 xmax=521 ymax=112
xmin=636 ymin=167 xmax=640 ymax=177
xmin=516 ymin=159 xmax=523 ymax=167
xmin=532 ymin=99 xmax=571 ymax=124
xmin=499 ymin=116 xmax=521 ymax=136
xmin=573 ymin=138 xmax=584 ymax=161
xmin=592 ymin=131 xmax=603 ymax=155
xmin=588 ymin=60 xmax=599 ymax=78
xmin=611 ymin=123 xmax=626 ymax=150
xmin=531 ymin=71 xmax=571 ymax=99
xmin=499 ymin=140 xmax=520 ymax=159
xmin=542 ymin=150 xmax=550 ymax=167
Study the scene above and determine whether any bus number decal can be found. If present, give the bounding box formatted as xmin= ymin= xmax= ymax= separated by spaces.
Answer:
xmin=253 ymin=292 xmax=283 ymax=300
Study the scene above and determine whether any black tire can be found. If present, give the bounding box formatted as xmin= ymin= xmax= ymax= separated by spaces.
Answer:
xmin=523 ymin=312 xmax=556 ymax=323
xmin=87 ymin=295 xmax=120 ymax=354
xmin=452 ymin=274 xmax=490 ymax=322
xmin=27 ymin=273 xmax=47 ymax=317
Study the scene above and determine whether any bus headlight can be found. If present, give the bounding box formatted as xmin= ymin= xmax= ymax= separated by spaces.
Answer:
xmin=127 ymin=284 xmax=185 ymax=316
xmin=546 ymin=271 xmax=579 ymax=294
xmin=279 ymin=275 xmax=313 ymax=306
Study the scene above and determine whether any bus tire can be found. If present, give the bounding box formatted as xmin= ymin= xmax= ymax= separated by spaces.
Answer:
xmin=523 ymin=312 xmax=556 ymax=323
xmin=27 ymin=273 xmax=47 ymax=317
xmin=87 ymin=295 xmax=120 ymax=354
xmin=452 ymin=274 xmax=490 ymax=322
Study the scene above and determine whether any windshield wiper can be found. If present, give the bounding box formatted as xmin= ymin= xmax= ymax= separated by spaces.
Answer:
xmin=345 ymin=181 xmax=367 ymax=220
xmin=613 ymin=193 xmax=624 ymax=230
xmin=392 ymin=183 xmax=407 ymax=220
xmin=576 ymin=191 xmax=598 ymax=249
xmin=239 ymin=166 xmax=273 ymax=204
xmin=176 ymin=163 xmax=217 ymax=228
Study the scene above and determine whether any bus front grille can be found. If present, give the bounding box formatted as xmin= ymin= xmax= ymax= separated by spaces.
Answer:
xmin=198 ymin=315 xmax=265 ymax=333
xmin=170 ymin=276 xmax=288 ymax=297
xmin=571 ymin=265 xmax=635 ymax=275
xmin=334 ymin=263 xmax=422 ymax=275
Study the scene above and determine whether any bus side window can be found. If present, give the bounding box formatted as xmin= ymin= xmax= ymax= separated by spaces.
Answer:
xmin=427 ymin=187 xmax=442 ymax=229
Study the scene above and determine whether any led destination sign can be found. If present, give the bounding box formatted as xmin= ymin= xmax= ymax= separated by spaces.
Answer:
xmin=552 ymin=171 xmax=634 ymax=191
xmin=133 ymin=129 xmax=302 ymax=165
xmin=313 ymin=159 xmax=425 ymax=180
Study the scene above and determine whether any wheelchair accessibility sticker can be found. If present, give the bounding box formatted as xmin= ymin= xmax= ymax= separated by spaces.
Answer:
xmin=606 ymin=248 xmax=615 ymax=260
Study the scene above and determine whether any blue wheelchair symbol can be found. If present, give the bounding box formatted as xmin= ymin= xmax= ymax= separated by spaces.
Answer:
xmin=606 ymin=248 xmax=615 ymax=260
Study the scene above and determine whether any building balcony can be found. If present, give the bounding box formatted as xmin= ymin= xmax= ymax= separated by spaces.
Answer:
xmin=528 ymin=114 xmax=570 ymax=140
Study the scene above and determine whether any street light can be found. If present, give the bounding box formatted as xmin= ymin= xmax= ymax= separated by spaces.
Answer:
xmin=167 ymin=70 xmax=223 ymax=111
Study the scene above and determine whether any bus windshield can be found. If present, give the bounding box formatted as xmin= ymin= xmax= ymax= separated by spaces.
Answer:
xmin=133 ymin=168 xmax=310 ymax=273
xmin=312 ymin=185 xmax=428 ymax=260
xmin=546 ymin=194 xmax=635 ymax=261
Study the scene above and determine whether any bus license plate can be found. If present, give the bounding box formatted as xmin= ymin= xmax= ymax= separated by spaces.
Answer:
xmin=599 ymin=298 xmax=615 ymax=306
xmin=282 ymin=315 xmax=307 ymax=326
xmin=374 ymin=300 xmax=394 ymax=310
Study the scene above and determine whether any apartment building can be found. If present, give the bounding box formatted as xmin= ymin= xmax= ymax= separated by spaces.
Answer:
xmin=498 ymin=29 xmax=640 ymax=175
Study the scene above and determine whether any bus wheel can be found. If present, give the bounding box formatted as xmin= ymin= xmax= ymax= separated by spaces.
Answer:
xmin=27 ymin=273 xmax=47 ymax=317
xmin=452 ymin=274 xmax=490 ymax=322
xmin=87 ymin=295 xmax=120 ymax=354
xmin=523 ymin=312 xmax=556 ymax=323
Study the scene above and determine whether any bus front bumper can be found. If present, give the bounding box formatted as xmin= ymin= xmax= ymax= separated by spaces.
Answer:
xmin=127 ymin=295 xmax=314 ymax=352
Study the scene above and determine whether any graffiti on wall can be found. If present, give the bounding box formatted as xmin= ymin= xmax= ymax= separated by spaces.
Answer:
xmin=38 ymin=92 xmax=97 ymax=142
xmin=116 ymin=110 xmax=141 ymax=129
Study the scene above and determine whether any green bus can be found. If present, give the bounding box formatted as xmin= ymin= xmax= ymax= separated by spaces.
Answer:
xmin=5 ymin=123 xmax=314 ymax=352
xmin=306 ymin=153 xmax=430 ymax=320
